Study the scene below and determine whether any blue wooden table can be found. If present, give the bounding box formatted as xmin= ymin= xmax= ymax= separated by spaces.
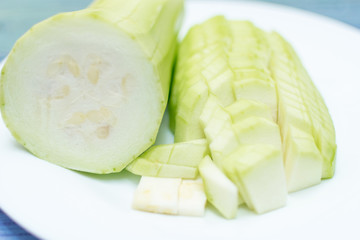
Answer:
xmin=0 ymin=0 xmax=359 ymax=239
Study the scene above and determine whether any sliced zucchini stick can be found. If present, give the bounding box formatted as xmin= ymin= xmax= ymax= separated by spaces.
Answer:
xmin=268 ymin=32 xmax=337 ymax=187
xmin=222 ymin=145 xmax=287 ymax=214
xmin=126 ymin=139 xmax=208 ymax=178
xmin=199 ymin=156 xmax=239 ymax=219
xmin=170 ymin=16 xmax=235 ymax=142
xmin=126 ymin=159 xmax=198 ymax=179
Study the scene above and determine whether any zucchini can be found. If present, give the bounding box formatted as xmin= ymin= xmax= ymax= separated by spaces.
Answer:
xmin=170 ymin=16 xmax=336 ymax=215
xmin=0 ymin=0 xmax=184 ymax=173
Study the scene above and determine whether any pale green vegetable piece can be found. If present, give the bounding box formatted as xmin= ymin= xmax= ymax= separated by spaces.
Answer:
xmin=228 ymin=21 xmax=277 ymax=121
xmin=209 ymin=126 xmax=239 ymax=167
xmin=232 ymin=68 xmax=271 ymax=82
xmin=200 ymin=96 xmax=278 ymax=168
xmin=208 ymin=115 xmax=282 ymax=172
xmin=232 ymin=79 xmax=277 ymax=121
xmin=157 ymin=164 xmax=198 ymax=179
xmin=200 ymin=97 xmax=285 ymax=213
xmin=268 ymin=32 xmax=336 ymax=179
xmin=174 ymin=81 xmax=209 ymax=142
xmin=171 ymin=46 xmax=224 ymax=119
xmin=233 ymin=117 xmax=282 ymax=149
xmin=0 ymin=0 xmax=184 ymax=173
xmin=203 ymin=114 xmax=232 ymax=144
xmin=199 ymin=95 xmax=222 ymax=128
xmin=127 ymin=139 xmax=208 ymax=178
xmin=203 ymin=109 xmax=238 ymax=167
xmin=206 ymin=68 xmax=235 ymax=106
xmin=141 ymin=145 xmax=173 ymax=163
xmin=284 ymin=126 xmax=323 ymax=192
xmin=199 ymin=96 xmax=286 ymax=213
xmin=169 ymin=139 xmax=209 ymax=167
xmin=222 ymin=145 xmax=287 ymax=214
xmin=170 ymin=16 xmax=235 ymax=140
xmin=199 ymin=156 xmax=239 ymax=219
xmin=200 ymin=95 xmax=232 ymax=143
xmin=126 ymin=158 xmax=198 ymax=179
xmin=225 ymin=99 xmax=273 ymax=123
xmin=128 ymin=139 xmax=209 ymax=168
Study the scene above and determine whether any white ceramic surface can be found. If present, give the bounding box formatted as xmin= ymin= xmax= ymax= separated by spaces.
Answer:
xmin=1 ymin=1 xmax=360 ymax=240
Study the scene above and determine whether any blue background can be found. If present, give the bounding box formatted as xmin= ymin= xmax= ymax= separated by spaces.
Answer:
xmin=0 ymin=0 xmax=359 ymax=239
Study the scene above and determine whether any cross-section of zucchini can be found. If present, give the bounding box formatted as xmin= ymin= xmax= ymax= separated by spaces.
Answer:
xmin=0 ymin=0 xmax=184 ymax=173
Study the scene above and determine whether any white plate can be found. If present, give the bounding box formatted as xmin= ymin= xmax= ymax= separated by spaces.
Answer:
xmin=1 ymin=1 xmax=360 ymax=240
